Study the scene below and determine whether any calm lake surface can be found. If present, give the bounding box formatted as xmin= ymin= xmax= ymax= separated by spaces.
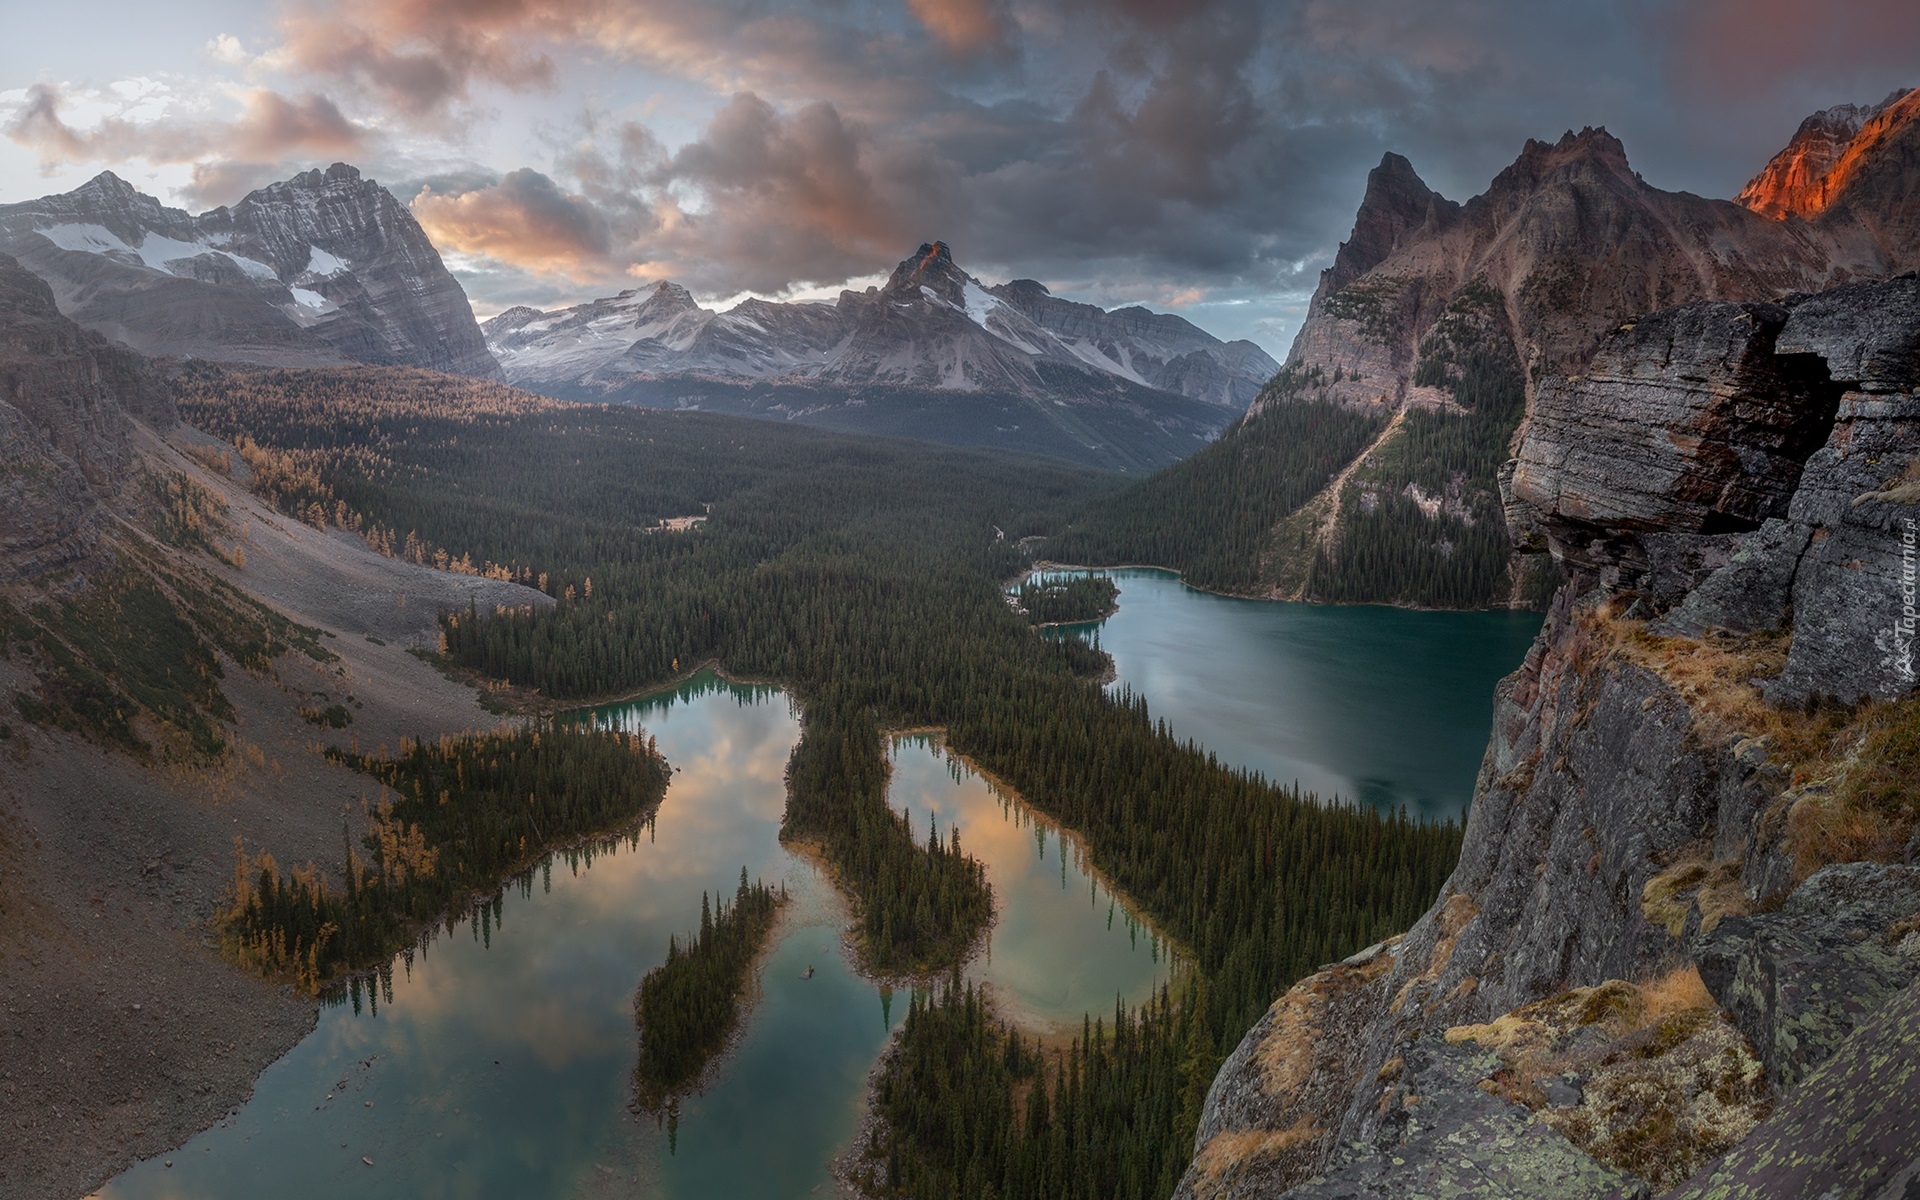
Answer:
xmin=98 ymin=576 xmax=1533 ymax=1196
xmin=1040 ymin=567 xmax=1543 ymax=821
xmin=96 ymin=671 xmax=1169 ymax=1199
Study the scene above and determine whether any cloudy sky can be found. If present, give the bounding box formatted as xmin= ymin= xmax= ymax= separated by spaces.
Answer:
xmin=2 ymin=0 xmax=1915 ymax=352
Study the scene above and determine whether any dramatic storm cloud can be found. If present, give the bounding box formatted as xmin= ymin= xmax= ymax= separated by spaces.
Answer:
xmin=1 ymin=0 xmax=1915 ymax=348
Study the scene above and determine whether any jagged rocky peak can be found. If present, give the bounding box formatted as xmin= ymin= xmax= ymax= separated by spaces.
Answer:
xmin=882 ymin=240 xmax=971 ymax=308
xmin=997 ymin=278 xmax=1051 ymax=300
xmin=633 ymin=280 xmax=701 ymax=319
xmin=0 ymin=164 xmax=501 ymax=379
xmin=1739 ymin=87 xmax=1918 ymax=220
xmin=1475 ymin=126 xmax=1640 ymax=221
xmin=1322 ymin=152 xmax=1459 ymax=295
xmin=1510 ymin=126 xmax=1632 ymax=177
xmin=483 ymin=305 xmax=546 ymax=335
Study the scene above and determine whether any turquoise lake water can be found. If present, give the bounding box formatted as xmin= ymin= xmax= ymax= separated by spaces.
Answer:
xmin=1041 ymin=567 xmax=1542 ymax=820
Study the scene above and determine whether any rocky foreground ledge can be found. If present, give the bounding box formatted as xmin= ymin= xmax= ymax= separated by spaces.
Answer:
xmin=1184 ymin=276 xmax=1920 ymax=1198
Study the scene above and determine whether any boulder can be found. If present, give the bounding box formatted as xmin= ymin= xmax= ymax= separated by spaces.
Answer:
xmin=1775 ymin=274 xmax=1920 ymax=392
xmin=1692 ymin=863 xmax=1920 ymax=1088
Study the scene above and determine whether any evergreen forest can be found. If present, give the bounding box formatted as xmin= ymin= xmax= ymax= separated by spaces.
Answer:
xmin=177 ymin=364 xmax=1466 ymax=1195
xmin=223 ymin=724 xmax=669 ymax=989
xmin=633 ymin=869 xmax=787 ymax=1113
xmin=1012 ymin=573 xmax=1120 ymax=624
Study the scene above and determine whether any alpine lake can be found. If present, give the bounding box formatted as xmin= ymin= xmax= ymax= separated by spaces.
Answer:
xmin=94 ymin=569 xmax=1539 ymax=1198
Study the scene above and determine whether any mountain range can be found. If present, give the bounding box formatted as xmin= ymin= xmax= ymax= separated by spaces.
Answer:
xmin=488 ymin=241 xmax=1276 ymax=409
xmin=1072 ymin=86 xmax=1920 ymax=605
xmin=0 ymin=168 xmax=1276 ymax=472
xmin=485 ymin=241 xmax=1277 ymax=471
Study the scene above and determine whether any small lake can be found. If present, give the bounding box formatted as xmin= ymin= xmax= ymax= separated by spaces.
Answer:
xmin=1038 ymin=567 xmax=1542 ymax=821
xmin=95 ymin=671 xmax=1170 ymax=1199
xmin=887 ymin=736 xmax=1174 ymax=1033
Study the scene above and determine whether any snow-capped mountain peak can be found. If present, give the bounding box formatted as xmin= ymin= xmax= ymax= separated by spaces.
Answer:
xmin=0 ymin=165 xmax=499 ymax=377
xmin=483 ymin=240 xmax=1279 ymax=410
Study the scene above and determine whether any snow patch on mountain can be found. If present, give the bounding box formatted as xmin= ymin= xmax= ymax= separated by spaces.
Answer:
xmin=303 ymin=246 xmax=349 ymax=276
xmin=484 ymin=242 xmax=1278 ymax=411
xmin=0 ymin=166 xmax=501 ymax=378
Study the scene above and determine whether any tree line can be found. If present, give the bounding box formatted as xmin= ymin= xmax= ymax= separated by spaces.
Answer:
xmin=222 ymin=724 xmax=669 ymax=990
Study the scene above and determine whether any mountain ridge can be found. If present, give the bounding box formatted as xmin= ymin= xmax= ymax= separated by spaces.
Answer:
xmin=486 ymin=240 xmax=1279 ymax=408
xmin=1056 ymin=90 xmax=1920 ymax=604
xmin=0 ymin=165 xmax=501 ymax=380
xmin=482 ymin=240 xmax=1279 ymax=471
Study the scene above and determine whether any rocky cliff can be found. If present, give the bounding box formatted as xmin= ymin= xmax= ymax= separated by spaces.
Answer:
xmin=1183 ymin=274 xmax=1920 ymax=1197
xmin=1138 ymin=92 xmax=1919 ymax=606
xmin=0 ymin=166 xmax=500 ymax=379
xmin=0 ymin=251 xmax=174 ymax=580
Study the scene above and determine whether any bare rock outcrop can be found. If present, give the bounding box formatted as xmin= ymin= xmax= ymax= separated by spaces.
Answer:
xmin=1513 ymin=301 xmax=1842 ymax=556
xmin=0 ymin=251 xmax=173 ymax=579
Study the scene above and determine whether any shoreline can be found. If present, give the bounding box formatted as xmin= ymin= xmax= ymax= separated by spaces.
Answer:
xmin=629 ymin=885 xmax=797 ymax=1121
xmin=888 ymin=730 xmax=1195 ymax=976
xmin=1021 ymin=560 xmax=1540 ymax=613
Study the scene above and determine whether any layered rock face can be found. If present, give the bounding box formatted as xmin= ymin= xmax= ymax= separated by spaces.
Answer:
xmin=1184 ymin=276 xmax=1920 ymax=1196
xmin=0 ymin=166 xmax=500 ymax=379
xmin=0 ymin=252 xmax=173 ymax=579
xmin=1518 ymin=276 xmax=1920 ymax=704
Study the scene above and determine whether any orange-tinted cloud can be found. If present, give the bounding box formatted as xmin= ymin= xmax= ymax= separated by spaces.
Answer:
xmin=645 ymin=93 xmax=954 ymax=292
xmin=412 ymin=169 xmax=621 ymax=279
xmin=907 ymin=0 xmax=1012 ymax=54
xmin=271 ymin=0 xmax=569 ymax=116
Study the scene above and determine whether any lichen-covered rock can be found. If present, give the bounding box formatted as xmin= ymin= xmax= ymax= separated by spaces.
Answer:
xmin=1666 ymin=978 xmax=1920 ymax=1200
xmin=1178 ymin=942 xmax=1402 ymax=1200
xmin=1651 ymin=520 xmax=1810 ymax=638
xmin=1282 ymin=1035 xmax=1649 ymax=1200
xmin=1443 ymin=975 xmax=1773 ymax=1191
xmin=1692 ymin=863 xmax=1920 ymax=1089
